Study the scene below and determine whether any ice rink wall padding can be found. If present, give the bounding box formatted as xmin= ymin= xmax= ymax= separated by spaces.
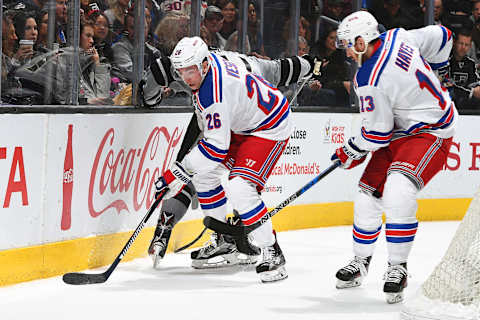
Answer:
xmin=0 ymin=112 xmax=478 ymax=286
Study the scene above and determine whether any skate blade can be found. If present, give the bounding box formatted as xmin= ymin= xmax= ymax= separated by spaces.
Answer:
xmin=385 ymin=292 xmax=404 ymax=304
xmin=336 ymin=278 xmax=362 ymax=289
xmin=260 ymin=266 xmax=288 ymax=283
xmin=191 ymin=253 xmax=239 ymax=269
xmin=149 ymin=247 xmax=164 ymax=269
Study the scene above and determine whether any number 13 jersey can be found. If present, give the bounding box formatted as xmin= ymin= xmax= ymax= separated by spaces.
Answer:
xmin=352 ymin=26 xmax=458 ymax=152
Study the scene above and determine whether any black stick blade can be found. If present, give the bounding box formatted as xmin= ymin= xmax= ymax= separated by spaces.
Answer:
xmin=63 ymin=272 xmax=108 ymax=285
xmin=203 ymin=216 xmax=245 ymax=236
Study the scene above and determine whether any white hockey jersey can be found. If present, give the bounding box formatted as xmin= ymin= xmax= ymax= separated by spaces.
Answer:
xmin=352 ymin=26 xmax=457 ymax=152
xmin=183 ymin=52 xmax=293 ymax=175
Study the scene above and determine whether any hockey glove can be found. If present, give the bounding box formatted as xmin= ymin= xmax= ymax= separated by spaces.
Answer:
xmin=301 ymin=54 xmax=322 ymax=80
xmin=331 ymin=138 xmax=368 ymax=169
xmin=156 ymin=161 xmax=193 ymax=199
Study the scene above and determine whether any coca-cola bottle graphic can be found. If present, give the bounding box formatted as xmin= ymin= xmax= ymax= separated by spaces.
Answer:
xmin=61 ymin=124 xmax=74 ymax=230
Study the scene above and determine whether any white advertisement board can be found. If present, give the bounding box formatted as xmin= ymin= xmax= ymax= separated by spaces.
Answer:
xmin=0 ymin=112 xmax=478 ymax=251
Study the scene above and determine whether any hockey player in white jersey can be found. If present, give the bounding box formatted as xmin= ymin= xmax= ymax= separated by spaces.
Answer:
xmin=154 ymin=36 xmax=294 ymax=283
xmin=144 ymin=48 xmax=315 ymax=270
xmin=331 ymin=11 xmax=457 ymax=303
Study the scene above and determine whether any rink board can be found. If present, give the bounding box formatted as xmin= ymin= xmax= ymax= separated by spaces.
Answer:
xmin=0 ymin=112 xmax=478 ymax=286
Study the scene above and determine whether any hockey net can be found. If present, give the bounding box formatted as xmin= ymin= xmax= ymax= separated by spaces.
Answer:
xmin=401 ymin=189 xmax=480 ymax=320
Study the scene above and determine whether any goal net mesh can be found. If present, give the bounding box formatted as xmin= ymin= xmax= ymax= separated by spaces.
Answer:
xmin=402 ymin=190 xmax=480 ymax=320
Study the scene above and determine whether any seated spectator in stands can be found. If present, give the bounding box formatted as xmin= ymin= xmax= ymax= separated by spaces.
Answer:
xmin=55 ymin=0 xmax=68 ymax=46
xmin=371 ymin=0 xmax=422 ymax=30
xmin=12 ymin=12 xmax=39 ymax=64
xmin=247 ymin=1 xmax=265 ymax=55
xmin=112 ymin=10 xmax=160 ymax=83
xmin=279 ymin=16 xmax=312 ymax=57
xmin=442 ymin=0 xmax=473 ymax=35
xmin=469 ymin=0 xmax=480 ymax=61
xmin=36 ymin=10 xmax=49 ymax=51
xmin=154 ymin=12 xmax=190 ymax=56
xmin=11 ymin=0 xmax=47 ymax=12
xmin=104 ymin=0 xmax=129 ymax=39
xmin=2 ymin=14 xmax=22 ymax=99
xmin=88 ymin=10 xmax=114 ymax=63
xmin=219 ymin=1 xmax=237 ymax=43
xmin=202 ymin=5 xmax=226 ymax=49
xmin=54 ymin=21 xmax=112 ymax=104
xmin=307 ymin=26 xmax=351 ymax=107
xmin=445 ymin=29 xmax=480 ymax=109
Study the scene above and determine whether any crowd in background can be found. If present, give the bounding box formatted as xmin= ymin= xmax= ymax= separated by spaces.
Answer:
xmin=1 ymin=0 xmax=480 ymax=109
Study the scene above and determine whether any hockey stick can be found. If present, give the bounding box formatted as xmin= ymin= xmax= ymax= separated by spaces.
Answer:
xmin=290 ymin=60 xmax=322 ymax=105
xmin=173 ymin=226 xmax=208 ymax=253
xmin=204 ymin=161 xmax=341 ymax=236
xmin=63 ymin=189 xmax=168 ymax=285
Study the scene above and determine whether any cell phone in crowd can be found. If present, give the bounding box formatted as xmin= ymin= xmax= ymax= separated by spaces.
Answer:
xmin=19 ymin=39 xmax=35 ymax=46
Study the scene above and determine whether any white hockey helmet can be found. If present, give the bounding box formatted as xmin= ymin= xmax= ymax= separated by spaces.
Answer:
xmin=170 ymin=36 xmax=210 ymax=75
xmin=336 ymin=11 xmax=380 ymax=50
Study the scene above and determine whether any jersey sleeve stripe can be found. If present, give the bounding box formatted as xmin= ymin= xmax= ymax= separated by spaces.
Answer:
xmin=211 ymin=53 xmax=223 ymax=103
xmin=197 ymin=139 xmax=228 ymax=162
xmin=372 ymin=29 xmax=399 ymax=87
xmin=438 ymin=26 xmax=452 ymax=53
xmin=361 ymin=127 xmax=393 ymax=144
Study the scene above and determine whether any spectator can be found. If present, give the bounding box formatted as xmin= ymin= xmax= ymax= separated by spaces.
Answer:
xmin=112 ymin=10 xmax=160 ymax=82
xmin=12 ymin=12 xmax=39 ymax=64
xmin=158 ymin=0 xmax=207 ymax=18
xmin=154 ymin=12 xmax=190 ymax=56
xmin=307 ymin=26 xmax=352 ymax=107
xmin=469 ymin=0 xmax=480 ymax=61
xmin=2 ymin=14 xmax=21 ymax=98
xmin=54 ymin=21 xmax=112 ymax=104
xmin=280 ymin=16 xmax=312 ymax=57
xmin=202 ymin=5 xmax=226 ymax=49
xmin=446 ymin=29 xmax=480 ymax=109
xmin=35 ymin=10 xmax=49 ymax=51
xmin=442 ymin=0 xmax=473 ymax=35
xmin=219 ymin=1 xmax=237 ymax=42
xmin=55 ymin=0 xmax=68 ymax=46
xmin=88 ymin=11 xmax=114 ymax=63
xmin=104 ymin=0 xmax=129 ymax=39
xmin=247 ymin=1 xmax=265 ymax=55
xmin=371 ymin=0 xmax=421 ymax=30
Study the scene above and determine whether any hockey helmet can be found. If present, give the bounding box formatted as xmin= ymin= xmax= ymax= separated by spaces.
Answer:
xmin=170 ymin=36 xmax=210 ymax=77
xmin=336 ymin=11 xmax=380 ymax=50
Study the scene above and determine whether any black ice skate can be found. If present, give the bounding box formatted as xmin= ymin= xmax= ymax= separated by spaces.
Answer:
xmin=336 ymin=256 xmax=371 ymax=289
xmin=190 ymin=232 xmax=239 ymax=269
xmin=148 ymin=211 xmax=174 ymax=269
xmin=383 ymin=262 xmax=408 ymax=304
xmin=255 ymin=234 xmax=288 ymax=283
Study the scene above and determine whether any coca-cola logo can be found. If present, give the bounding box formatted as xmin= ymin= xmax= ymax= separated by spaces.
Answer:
xmin=88 ymin=126 xmax=182 ymax=218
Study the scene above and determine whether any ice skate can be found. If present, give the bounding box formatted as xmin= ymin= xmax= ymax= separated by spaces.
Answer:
xmin=148 ymin=211 xmax=174 ymax=269
xmin=256 ymin=236 xmax=287 ymax=283
xmin=383 ymin=263 xmax=408 ymax=304
xmin=191 ymin=232 xmax=239 ymax=269
xmin=336 ymin=256 xmax=371 ymax=289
